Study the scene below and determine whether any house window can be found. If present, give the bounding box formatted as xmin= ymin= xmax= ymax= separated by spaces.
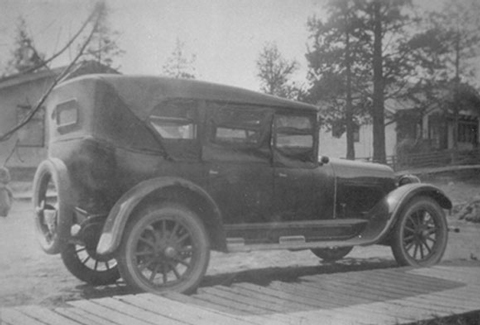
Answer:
xmin=353 ymin=124 xmax=360 ymax=142
xmin=458 ymin=118 xmax=478 ymax=145
xmin=331 ymin=122 xmax=359 ymax=142
xmin=331 ymin=122 xmax=344 ymax=138
xmin=16 ymin=105 xmax=45 ymax=147
xmin=396 ymin=111 xmax=422 ymax=141
xmin=428 ymin=115 xmax=447 ymax=149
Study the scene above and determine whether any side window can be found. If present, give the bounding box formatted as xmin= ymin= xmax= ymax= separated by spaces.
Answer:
xmin=148 ymin=99 xmax=199 ymax=160
xmin=54 ymin=99 xmax=80 ymax=134
xmin=274 ymin=114 xmax=315 ymax=162
xmin=210 ymin=106 xmax=264 ymax=147
xmin=149 ymin=99 xmax=197 ymax=140
xmin=204 ymin=102 xmax=271 ymax=162
xmin=56 ymin=100 xmax=79 ymax=126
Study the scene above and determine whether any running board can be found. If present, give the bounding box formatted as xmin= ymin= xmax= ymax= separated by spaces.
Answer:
xmin=226 ymin=236 xmax=368 ymax=252
xmin=224 ymin=219 xmax=368 ymax=246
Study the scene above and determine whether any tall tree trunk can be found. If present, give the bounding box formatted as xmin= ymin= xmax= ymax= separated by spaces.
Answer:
xmin=345 ymin=14 xmax=355 ymax=160
xmin=453 ymin=30 xmax=460 ymax=152
xmin=372 ymin=0 xmax=386 ymax=164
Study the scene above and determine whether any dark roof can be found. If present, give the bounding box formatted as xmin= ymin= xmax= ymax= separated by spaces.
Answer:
xmin=59 ymin=74 xmax=318 ymax=120
xmin=0 ymin=67 xmax=62 ymax=91
xmin=62 ymin=61 xmax=119 ymax=81
xmin=0 ymin=61 xmax=119 ymax=91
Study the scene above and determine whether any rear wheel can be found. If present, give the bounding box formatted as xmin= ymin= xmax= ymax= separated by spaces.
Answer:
xmin=61 ymin=243 xmax=120 ymax=285
xmin=391 ymin=197 xmax=448 ymax=267
xmin=61 ymin=220 xmax=120 ymax=285
xmin=117 ymin=203 xmax=210 ymax=294
xmin=32 ymin=159 xmax=73 ymax=254
xmin=311 ymin=246 xmax=353 ymax=262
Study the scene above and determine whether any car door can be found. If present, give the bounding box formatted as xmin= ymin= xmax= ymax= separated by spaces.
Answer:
xmin=272 ymin=112 xmax=335 ymax=222
xmin=202 ymin=102 xmax=274 ymax=225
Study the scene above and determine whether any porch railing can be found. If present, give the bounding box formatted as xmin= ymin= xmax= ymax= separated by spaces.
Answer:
xmin=354 ymin=149 xmax=480 ymax=171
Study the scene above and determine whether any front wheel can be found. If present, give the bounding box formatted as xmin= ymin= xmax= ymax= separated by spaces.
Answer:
xmin=311 ymin=246 xmax=353 ymax=262
xmin=391 ymin=197 xmax=448 ymax=267
xmin=117 ymin=203 xmax=210 ymax=294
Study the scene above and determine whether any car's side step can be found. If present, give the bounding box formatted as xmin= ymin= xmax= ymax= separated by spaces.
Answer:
xmin=224 ymin=219 xmax=368 ymax=249
xmin=226 ymin=236 xmax=367 ymax=252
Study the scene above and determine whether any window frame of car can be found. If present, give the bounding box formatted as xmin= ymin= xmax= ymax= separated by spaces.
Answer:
xmin=147 ymin=98 xmax=201 ymax=160
xmin=52 ymin=98 xmax=82 ymax=134
xmin=202 ymin=101 xmax=273 ymax=163
xmin=272 ymin=109 xmax=319 ymax=167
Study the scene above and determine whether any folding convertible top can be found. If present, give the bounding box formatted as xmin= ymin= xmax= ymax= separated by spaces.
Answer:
xmin=59 ymin=74 xmax=318 ymax=121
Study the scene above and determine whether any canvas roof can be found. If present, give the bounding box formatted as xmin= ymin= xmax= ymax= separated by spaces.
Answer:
xmin=58 ymin=74 xmax=319 ymax=121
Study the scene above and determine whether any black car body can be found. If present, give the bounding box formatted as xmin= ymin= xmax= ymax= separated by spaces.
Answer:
xmin=33 ymin=75 xmax=452 ymax=294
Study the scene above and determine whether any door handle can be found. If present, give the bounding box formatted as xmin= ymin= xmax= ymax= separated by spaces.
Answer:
xmin=278 ymin=173 xmax=287 ymax=178
xmin=209 ymin=170 xmax=219 ymax=175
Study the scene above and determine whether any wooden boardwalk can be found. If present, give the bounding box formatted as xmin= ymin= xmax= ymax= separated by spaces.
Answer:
xmin=2 ymin=261 xmax=479 ymax=325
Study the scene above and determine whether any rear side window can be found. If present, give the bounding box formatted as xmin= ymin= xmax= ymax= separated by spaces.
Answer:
xmin=148 ymin=99 xmax=199 ymax=160
xmin=149 ymin=100 xmax=197 ymax=140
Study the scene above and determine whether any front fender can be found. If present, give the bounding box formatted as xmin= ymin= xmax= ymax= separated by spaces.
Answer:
xmin=359 ymin=183 xmax=452 ymax=245
xmin=96 ymin=177 xmax=223 ymax=255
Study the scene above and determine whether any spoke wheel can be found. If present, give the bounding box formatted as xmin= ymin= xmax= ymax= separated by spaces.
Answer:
xmin=61 ymin=243 xmax=120 ymax=285
xmin=118 ymin=203 xmax=210 ymax=294
xmin=311 ymin=246 xmax=353 ymax=262
xmin=32 ymin=159 xmax=73 ymax=254
xmin=391 ymin=197 xmax=448 ymax=267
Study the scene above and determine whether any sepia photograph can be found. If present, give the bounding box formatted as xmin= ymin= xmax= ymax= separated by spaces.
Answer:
xmin=0 ymin=0 xmax=479 ymax=324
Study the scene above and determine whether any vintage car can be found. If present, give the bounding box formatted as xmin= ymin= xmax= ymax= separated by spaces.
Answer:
xmin=33 ymin=74 xmax=451 ymax=294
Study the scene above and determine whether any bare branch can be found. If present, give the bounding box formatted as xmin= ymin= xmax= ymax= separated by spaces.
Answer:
xmin=0 ymin=11 xmax=101 ymax=143
xmin=5 ymin=9 xmax=98 ymax=78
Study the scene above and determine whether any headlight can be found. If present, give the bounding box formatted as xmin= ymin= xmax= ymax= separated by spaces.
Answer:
xmin=398 ymin=174 xmax=420 ymax=186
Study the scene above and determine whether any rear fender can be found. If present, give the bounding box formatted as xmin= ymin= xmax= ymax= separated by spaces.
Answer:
xmin=359 ymin=183 xmax=452 ymax=244
xmin=96 ymin=177 xmax=225 ymax=255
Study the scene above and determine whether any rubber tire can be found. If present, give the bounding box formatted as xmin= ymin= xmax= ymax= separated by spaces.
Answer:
xmin=311 ymin=246 xmax=353 ymax=262
xmin=117 ymin=203 xmax=210 ymax=294
xmin=61 ymin=243 xmax=120 ymax=286
xmin=391 ymin=197 xmax=448 ymax=267
xmin=32 ymin=159 xmax=73 ymax=255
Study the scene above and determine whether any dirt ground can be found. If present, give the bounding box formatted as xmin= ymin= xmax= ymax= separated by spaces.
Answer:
xmin=0 ymin=175 xmax=479 ymax=309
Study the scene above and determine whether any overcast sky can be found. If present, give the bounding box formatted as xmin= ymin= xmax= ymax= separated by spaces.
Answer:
xmin=0 ymin=0 xmax=440 ymax=91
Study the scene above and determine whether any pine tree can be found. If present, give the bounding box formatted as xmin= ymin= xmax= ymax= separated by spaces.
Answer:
xmin=162 ymin=38 xmax=197 ymax=79
xmin=81 ymin=0 xmax=124 ymax=68
xmin=409 ymin=0 xmax=480 ymax=149
xmin=2 ymin=16 xmax=45 ymax=76
xmin=256 ymin=42 xmax=299 ymax=99
xmin=356 ymin=0 xmax=416 ymax=163
xmin=306 ymin=0 xmax=371 ymax=159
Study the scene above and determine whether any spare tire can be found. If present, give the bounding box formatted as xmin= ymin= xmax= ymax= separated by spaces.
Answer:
xmin=32 ymin=159 xmax=73 ymax=254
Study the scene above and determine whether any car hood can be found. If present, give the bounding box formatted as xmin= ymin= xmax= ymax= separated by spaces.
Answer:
xmin=327 ymin=158 xmax=397 ymax=217
xmin=328 ymin=158 xmax=395 ymax=184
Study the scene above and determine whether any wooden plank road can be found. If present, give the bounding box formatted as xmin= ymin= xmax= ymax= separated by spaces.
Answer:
xmin=2 ymin=261 xmax=479 ymax=325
